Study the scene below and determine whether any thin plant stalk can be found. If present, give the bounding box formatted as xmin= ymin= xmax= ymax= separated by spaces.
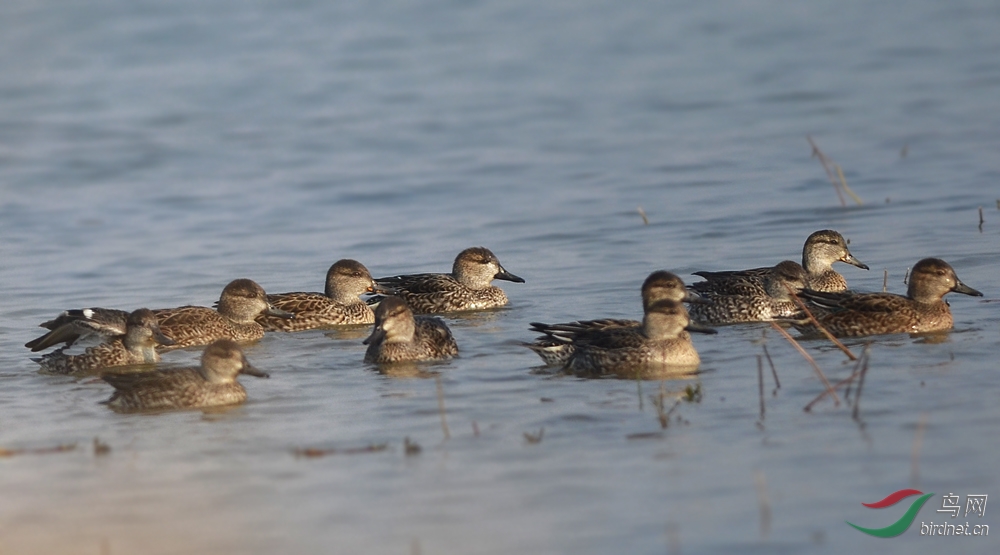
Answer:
xmin=638 ymin=207 xmax=649 ymax=225
xmin=770 ymin=322 xmax=841 ymax=407
xmin=757 ymin=355 xmax=765 ymax=421
xmin=435 ymin=375 xmax=450 ymax=441
xmin=803 ymin=351 xmax=867 ymax=411
xmin=808 ymin=135 xmax=845 ymax=207
xmin=785 ymin=285 xmax=857 ymax=361
xmin=851 ymin=344 xmax=872 ymax=420
xmin=911 ymin=412 xmax=928 ymax=488
xmin=836 ymin=164 xmax=862 ymax=205
xmin=761 ymin=342 xmax=780 ymax=391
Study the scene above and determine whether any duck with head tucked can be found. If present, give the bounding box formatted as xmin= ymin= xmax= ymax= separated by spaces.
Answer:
xmin=688 ymin=260 xmax=808 ymax=325
xmin=363 ymin=296 xmax=458 ymax=364
xmin=529 ymin=299 xmax=716 ymax=378
xmin=35 ymin=309 xmax=174 ymax=374
xmin=102 ymin=338 xmax=269 ymax=412
xmin=691 ymin=229 xmax=868 ymax=295
xmin=792 ymin=258 xmax=982 ymax=337
xmin=525 ymin=270 xmax=702 ymax=366
xmin=369 ymin=247 xmax=524 ymax=313
xmin=258 ymin=259 xmax=380 ymax=331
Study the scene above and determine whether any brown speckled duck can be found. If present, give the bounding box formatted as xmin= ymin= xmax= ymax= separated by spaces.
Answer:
xmin=688 ymin=261 xmax=807 ymax=325
xmin=153 ymin=279 xmax=292 ymax=350
xmin=35 ymin=309 xmax=174 ymax=374
xmin=103 ymin=339 xmax=269 ymax=412
xmin=363 ymin=296 xmax=458 ymax=363
xmin=258 ymin=259 xmax=379 ymax=331
xmin=525 ymin=270 xmax=702 ymax=366
xmin=370 ymin=247 xmax=524 ymax=313
xmin=692 ymin=229 xmax=868 ymax=295
xmin=792 ymin=258 xmax=982 ymax=337
xmin=530 ymin=300 xmax=715 ymax=379
xmin=26 ymin=279 xmax=291 ymax=352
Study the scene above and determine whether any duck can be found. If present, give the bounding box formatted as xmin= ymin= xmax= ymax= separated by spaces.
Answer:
xmin=369 ymin=247 xmax=524 ymax=313
xmin=363 ymin=296 xmax=458 ymax=363
xmin=687 ymin=261 xmax=808 ymax=325
xmin=525 ymin=270 xmax=701 ymax=366
xmin=792 ymin=258 xmax=982 ymax=337
xmin=26 ymin=307 xmax=132 ymax=352
xmin=153 ymin=279 xmax=293 ymax=350
xmin=24 ymin=278 xmax=292 ymax=352
xmin=35 ymin=309 xmax=174 ymax=374
xmin=258 ymin=259 xmax=380 ymax=331
xmin=530 ymin=300 xmax=715 ymax=378
xmin=691 ymin=229 xmax=868 ymax=295
xmin=102 ymin=338 xmax=269 ymax=411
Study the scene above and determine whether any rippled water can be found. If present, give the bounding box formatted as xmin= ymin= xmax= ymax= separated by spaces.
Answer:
xmin=2 ymin=0 xmax=998 ymax=553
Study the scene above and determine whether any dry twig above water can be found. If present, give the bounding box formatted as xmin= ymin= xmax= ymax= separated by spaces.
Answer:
xmin=769 ymin=322 xmax=841 ymax=408
xmin=807 ymin=135 xmax=862 ymax=206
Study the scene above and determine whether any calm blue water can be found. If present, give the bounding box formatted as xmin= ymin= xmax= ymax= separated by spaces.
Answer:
xmin=1 ymin=0 xmax=998 ymax=553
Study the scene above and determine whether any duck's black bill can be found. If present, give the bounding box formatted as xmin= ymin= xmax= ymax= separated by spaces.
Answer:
xmin=842 ymin=254 xmax=869 ymax=270
xmin=686 ymin=323 xmax=718 ymax=335
xmin=154 ymin=330 xmax=176 ymax=346
xmin=363 ymin=327 xmax=387 ymax=346
xmin=242 ymin=364 xmax=270 ymax=378
xmin=953 ymin=281 xmax=984 ymax=297
xmin=495 ymin=269 xmax=525 ymax=283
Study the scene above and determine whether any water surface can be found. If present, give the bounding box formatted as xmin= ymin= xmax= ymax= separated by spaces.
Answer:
xmin=1 ymin=1 xmax=998 ymax=553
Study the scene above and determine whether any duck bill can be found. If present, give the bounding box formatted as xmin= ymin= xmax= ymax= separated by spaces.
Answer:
xmin=241 ymin=364 xmax=270 ymax=378
xmin=841 ymin=254 xmax=869 ymax=270
xmin=685 ymin=323 xmax=718 ymax=335
xmin=365 ymin=281 xmax=386 ymax=294
xmin=495 ymin=267 xmax=525 ymax=283
xmin=683 ymin=291 xmax=710 ymax=305
xmin=363 ymin=326 xmax=387 ymax=346
xmin=265 ymin=304 xmax=295 ymax=319
xmin=153 ymin=329 xmax=176 ymax=347
xmin=369 ymin=283 xmax=398 ymax=295
xmin=952 ymin=281 xmax=984 ymax=297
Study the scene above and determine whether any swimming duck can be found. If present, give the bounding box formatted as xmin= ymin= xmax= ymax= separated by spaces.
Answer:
xmin=529 ymin=300 xmax=715 ymax=378
xmin=153 ymin=279 xmax=292 ymax=350
xmin=363 ymin=296 xmax=458 ymax=363
xmin=792 ymin=258 xmax=982 ymax=337
xmin=103 ymin=338 xmax=269 ymax=411
xmin=688 ymin=261 xmax=807 ymax=325
xmin=259 ymin=259 xmax=379 ymax=331
xmin=525 ymin=270 xmax=701 ymax=366
xmin=35 ymin=309 xmax=174 ymax=374
xmin=370 ymin=247 xmax=524 ymax=313
xmin=692 ymin=229 xmax=868 ymax=295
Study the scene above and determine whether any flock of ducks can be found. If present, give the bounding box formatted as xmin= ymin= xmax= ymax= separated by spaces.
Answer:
xmin=24 ymin=235 xmax=982 ymax=412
